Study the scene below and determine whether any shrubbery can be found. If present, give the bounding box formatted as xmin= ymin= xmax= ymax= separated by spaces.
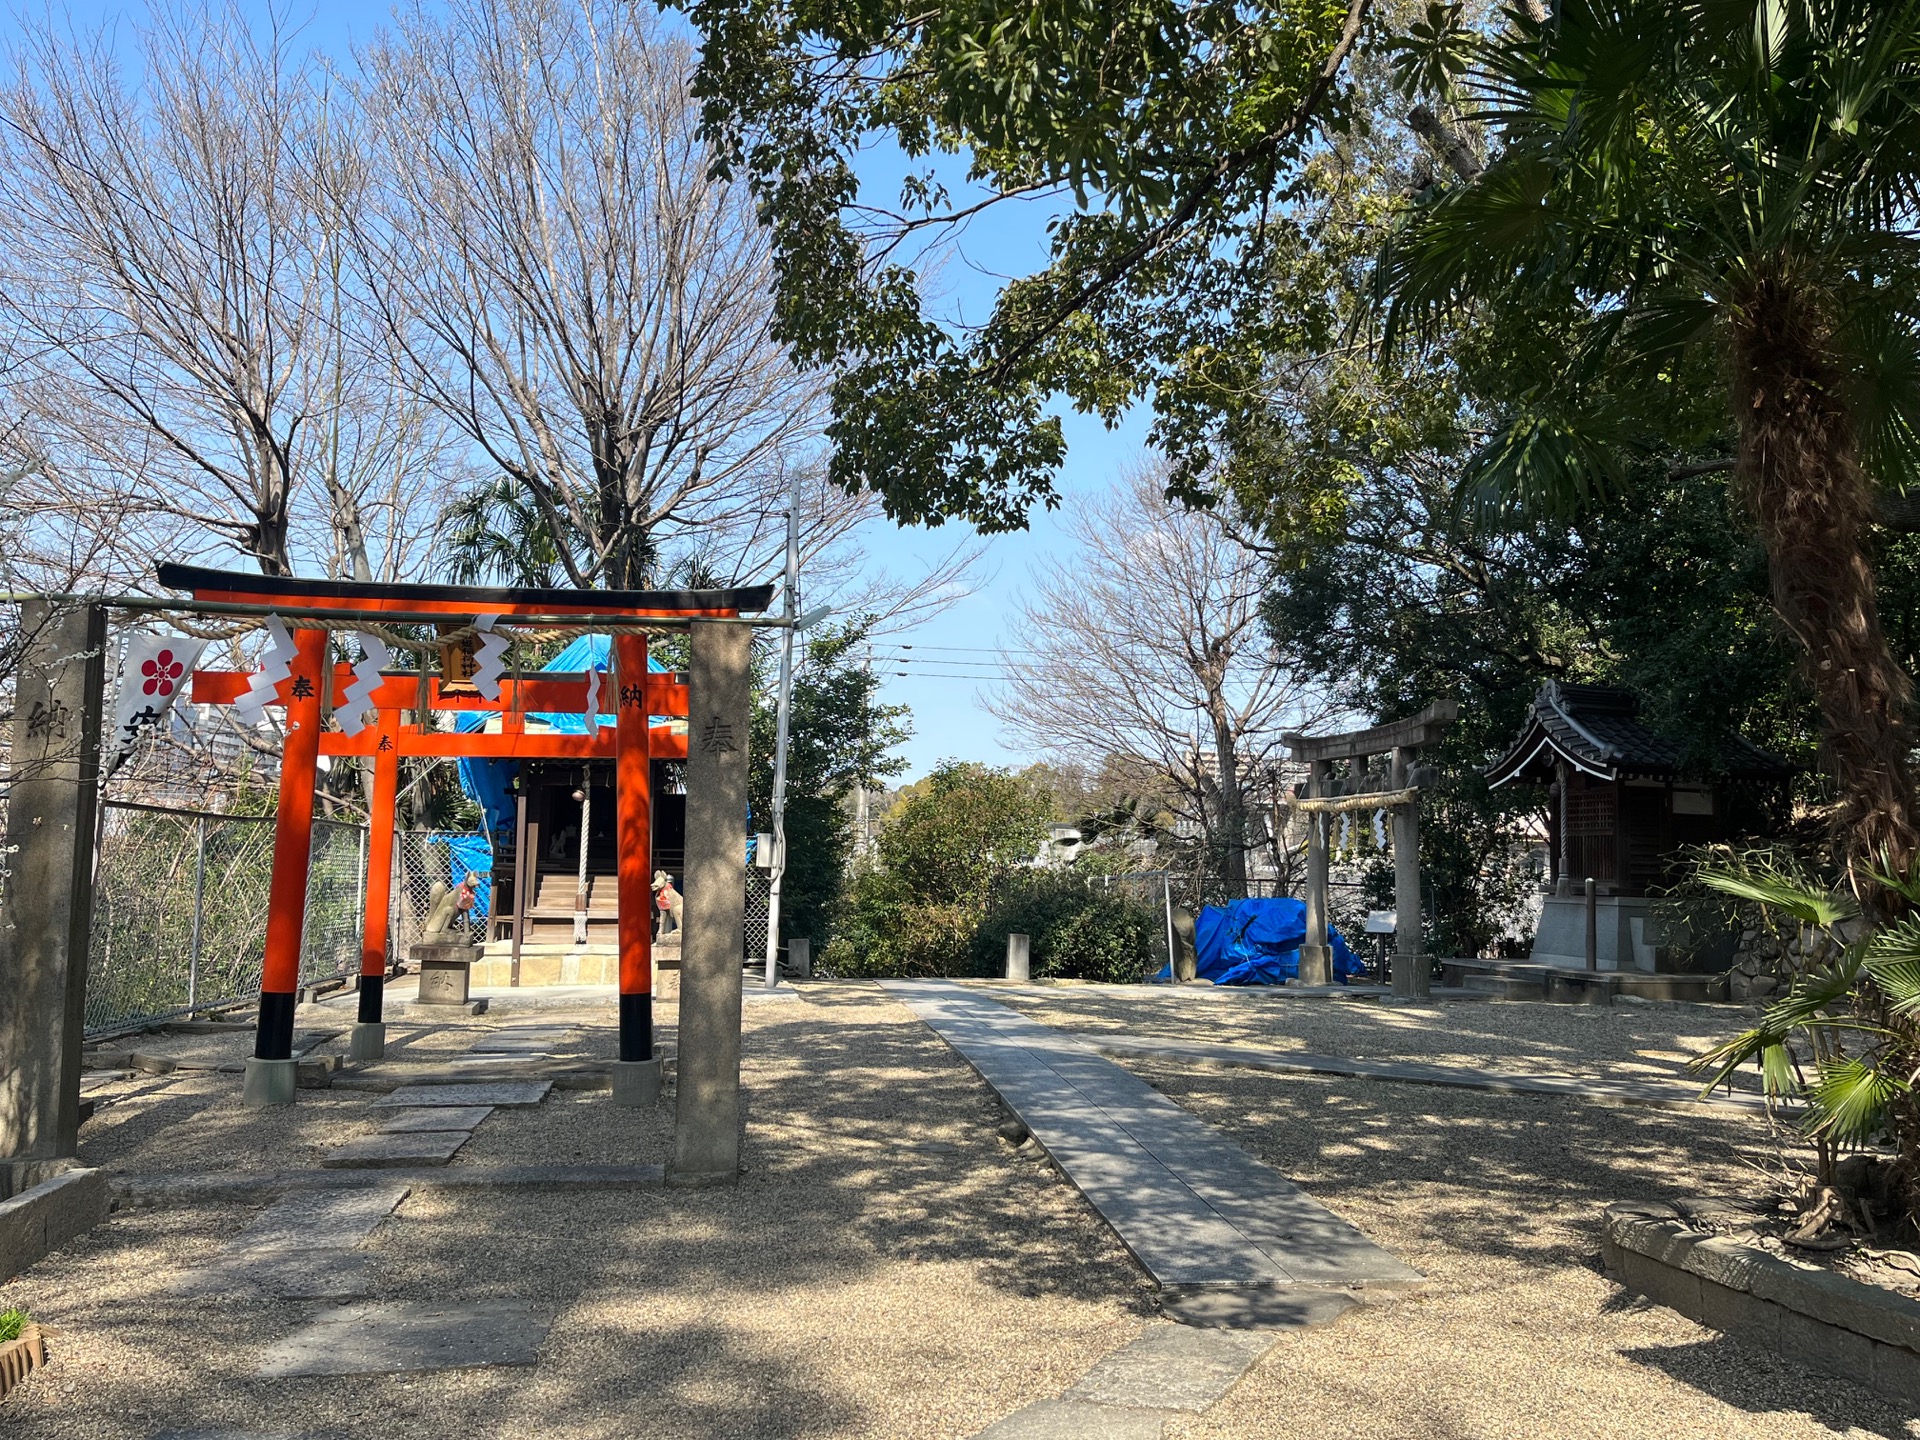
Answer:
xmin=818 ymin=759 xmax=1162 ymax=981
xmin=823 ymin=761 xmax=1048 ymax=977
xmin=968 ymin=871 xmax=1158 ymax=983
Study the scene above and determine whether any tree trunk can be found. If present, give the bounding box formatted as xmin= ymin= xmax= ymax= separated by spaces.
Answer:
xmin=1210 ymin=709 xmax=1248 ymax=898
xmin=1727 ymin=261 xmax=1919 ymax=883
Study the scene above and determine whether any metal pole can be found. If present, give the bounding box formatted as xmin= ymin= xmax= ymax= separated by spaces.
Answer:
xmin=188 ymin=813 xmax=207 ymax=1013
xmin=573 ymin=777 xmax=592 ymax=946
xmin=1163 ymin=872 xmax=1175 ymax=982
xmin=763 ymin=474 xmax=799 ymax=989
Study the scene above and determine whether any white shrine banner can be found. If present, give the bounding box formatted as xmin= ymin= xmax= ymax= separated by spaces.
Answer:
xmin=472 ymin=614 xmax=508 ymax=701
xmin=112 ymin=632 xmax=207 ymax=756
xmin=232 ymin=614 xmax=297 ymax=727
xmin=341 ymin=632 xmax=393 ymax=734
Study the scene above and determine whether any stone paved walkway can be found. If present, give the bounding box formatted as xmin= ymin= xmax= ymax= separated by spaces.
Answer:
xmin=882 ymin=982 xmax=1423 ymax=1301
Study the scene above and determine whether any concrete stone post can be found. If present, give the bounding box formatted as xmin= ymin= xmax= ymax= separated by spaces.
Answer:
xmin=0 ymin=602 xmax=105 ymax=1192
xmin=1005 ymin=932 xmax=1030 ymax=982
xmin=788 ymin=937 xmax=811 ymax=979
xmin=1298 ymin=759 xmax=1332 ymax=986
xmin=1391 ymin=745 xmax=1429 ymax=1000
xmin=1585 ymin=877 xmax=1599 ymax=970
xmin=670 ymin=621 xmax=750 ymax=1186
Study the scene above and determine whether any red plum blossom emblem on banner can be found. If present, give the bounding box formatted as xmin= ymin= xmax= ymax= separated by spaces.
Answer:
xmin=141 ymin=648 xmax=185 ymax=697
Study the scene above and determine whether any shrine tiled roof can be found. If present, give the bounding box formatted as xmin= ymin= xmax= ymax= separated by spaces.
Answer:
xmin=1485 ymin=682 xmax=1794 ymax=787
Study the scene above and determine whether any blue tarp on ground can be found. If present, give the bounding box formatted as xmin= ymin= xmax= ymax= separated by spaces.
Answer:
xmin=1180 ymin=897 xmax=1367 ymax=985
xmin=452 ymin=635 xmax=673 ymax=840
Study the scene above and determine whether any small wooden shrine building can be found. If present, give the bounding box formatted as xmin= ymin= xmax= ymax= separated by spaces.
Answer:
xmin=1486 ymin=682 xmax=1793 ymax=969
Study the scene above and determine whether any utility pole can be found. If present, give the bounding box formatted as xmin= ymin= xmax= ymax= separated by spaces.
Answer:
xmin=762 ymin=475 xmax=799 ymax=989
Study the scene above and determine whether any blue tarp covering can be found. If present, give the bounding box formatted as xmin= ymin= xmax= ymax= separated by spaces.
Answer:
xmin=452 ymin=636 xmax=672 ymax=840
xmin=1172 ymin=897 xmax=1367 ymax=985
xmin=443 ymin=834 xmax=495 ymax=922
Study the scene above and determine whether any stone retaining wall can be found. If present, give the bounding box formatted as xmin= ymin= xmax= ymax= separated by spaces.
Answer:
xmin=0 ymin=1168 xmax=108 ymax=1282
xmin=1603 ymin=1200 xmax=1920 ymax=1407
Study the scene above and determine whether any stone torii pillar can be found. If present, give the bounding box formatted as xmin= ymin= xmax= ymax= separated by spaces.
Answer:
xmin=1283 ymin=701 xmax=1457 ymax=999
xmin=0 ymin=602 xmax=106 ymax=1189
xmin=671 ymin=620 xmax=751 ymax=1184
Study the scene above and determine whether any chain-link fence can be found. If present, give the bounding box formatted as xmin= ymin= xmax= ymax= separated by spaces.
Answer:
xmin=85 ymin=800 xmax=367 ymax=1036
xmin=393 ymin=831 xmax=493 ymax=951
xmin=744 ymin=866 xmax=771 ymax=962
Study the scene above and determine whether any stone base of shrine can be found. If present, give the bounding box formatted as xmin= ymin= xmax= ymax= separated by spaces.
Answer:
xmin=1528 ymin=893 xmax=1665 ymax=971
xmin=472 ymin=937 xmax=681 ymax=987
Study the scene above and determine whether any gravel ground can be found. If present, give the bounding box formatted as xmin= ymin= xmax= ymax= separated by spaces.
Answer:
xmin=15 ymin=982 xmax=1152 ymax=1438
xmin=977 ymin=982 xmax=1768 ymax=1091
xmin=15 ymin=981 xmax=1913 ymax=1437
xmin=1134 ymin=1058 xmax=1909 ymax=1439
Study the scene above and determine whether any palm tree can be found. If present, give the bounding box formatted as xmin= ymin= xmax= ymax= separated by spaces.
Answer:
xmin=1380 ymin=0 xmax=1920 ymax=886
xmin=442 ymin=476 xmax=579 ymax=591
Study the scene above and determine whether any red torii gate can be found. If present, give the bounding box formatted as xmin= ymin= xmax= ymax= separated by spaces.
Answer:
xmin=160 ymin=564 xmax=773 ymax=1105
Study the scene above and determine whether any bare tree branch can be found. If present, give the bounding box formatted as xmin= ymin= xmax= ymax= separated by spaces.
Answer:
xmin=354 ymin=0 xmax=826 ymax=590
xmin=988 ymin=463 xmax=1334 ymax=893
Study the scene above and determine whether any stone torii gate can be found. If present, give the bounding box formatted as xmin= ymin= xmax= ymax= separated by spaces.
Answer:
xmin=1283 ymin=701 xmax=1456 ymax=999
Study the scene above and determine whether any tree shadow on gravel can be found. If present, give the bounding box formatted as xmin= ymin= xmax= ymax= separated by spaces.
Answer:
xmin=1124 ymin=1058 xmax=1783 ymax=1272
xmin=1621 ymin=1336 xmax=1913 ymax=1439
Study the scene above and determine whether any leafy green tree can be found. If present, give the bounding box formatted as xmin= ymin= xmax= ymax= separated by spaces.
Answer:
xmin=1381 ymin=0 xmax=1920 ymax=879
xmin=1269 ymin=447 xmax=1825 ymax=953
xmin=749 ymin=623 xmax=911 ymax=949
xmin=830 ymin=762 xmax=1051 ymax=975
xmin=675 ymin=0 xmax=1374 ymax=525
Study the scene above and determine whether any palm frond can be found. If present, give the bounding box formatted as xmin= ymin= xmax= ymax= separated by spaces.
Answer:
xmin=1807 ymin=1054 xmax=1907 ymax=1143
xmin=1458 ymin=409 xmax=1628 ymax=523
xmin=1693 ymin=862 xmax=1859 ymax=927
xmin=1863 ymin=917 xmax=1920 ymax=1016
xmin=1837 ymin=299 xmax=1920 ymax=497
xmin=1860 ymin=848 xmax=1920 ymax=906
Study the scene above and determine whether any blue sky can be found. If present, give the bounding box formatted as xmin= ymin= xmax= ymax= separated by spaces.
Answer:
xmin=12 ymin=1 xmax=1153 ymax=777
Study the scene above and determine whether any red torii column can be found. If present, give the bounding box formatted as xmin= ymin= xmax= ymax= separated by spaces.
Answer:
xmin=351 ymin=707 xmax=402 ymax=1060
xmin=245 ymin=626 xmax=329 ymax=1107
xmin=612 ymin=633 xmax=658 ymax=1104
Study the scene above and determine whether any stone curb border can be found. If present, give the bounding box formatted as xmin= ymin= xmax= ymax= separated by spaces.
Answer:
xmin=0 ymin=1169 xmax=109 ymax=1284
xmin=109 ymin=1163 xmax=667 ymax=1207
xmin=1603 ymin=1200 xmax=1920 ymax=1408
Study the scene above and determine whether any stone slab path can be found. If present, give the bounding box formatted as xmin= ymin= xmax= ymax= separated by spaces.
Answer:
xmin=1083 ymin=1032 xmax=1775 ymax=1115
xmin=381 ymin=1105 xmax=494 ymax=1133
xmin=166 ymin=1184 xmax=410 ymax=1300
xmin=373 ymin=1081 xmax=552 ymax=1107
xmin=323 ymin=1132 xmax=470 ymax=1168
xmin=882 ymin=982 xmax=1422 ymax=1295
xmin=972 ymin=1324 xmax=1279 ymax=1438
xmin=255 ymin=1299 xmax=547 ymax=1378
xmin=114 ymin=1163 xmax=664 ymax=1205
